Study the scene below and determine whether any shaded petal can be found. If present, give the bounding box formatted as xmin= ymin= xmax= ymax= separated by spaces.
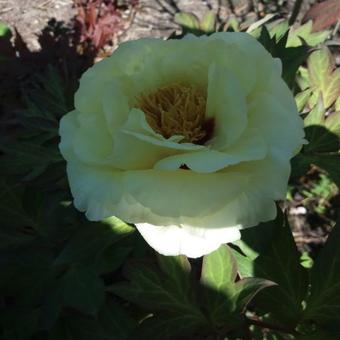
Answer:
xmin=59 ymin=110 xmax=80 ymax=161
xmin=136 ymin=223 xmax=241 ymax=258
xmin=66 ymin=161 xmax=124 ymax=220
xmin=72 ymin=112 xmax=113 ymax=165
xmin=75 ymin=38 xmax=165 ymax=114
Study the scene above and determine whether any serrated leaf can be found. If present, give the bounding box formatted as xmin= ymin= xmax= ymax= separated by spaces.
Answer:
xmin=287 ymin=21 xmax=329 ymax=47
xmin=201 ymin=245 xmax=237 ymax=289
xmin=58 ymin=266 xmax=105 ymax=315
xmin=269 ymin=20 xmax=289 ymax=40
xmin=54 ymin=217 xmax=134 ymax=266
xmin=234 ymin=277 xmax=275 ymax=313
xmin=95 ymin=245 xmax=132 ymax=274
xmin=304 ymin=220 xmax=340 ymax=329
xmin=308 ymin=47 xmax=340 ymax=108
xmin=200 ymin=245 xmax=274 ymax=327
xmin=257 ymin=26 xmax=309 ymax=88
xmin=109 ymin=260 xmax=202 ymax=318
xmin=304 ymin=125 xmax=339 ymax=153
xmin=0 ymin=182 xmax=38 ymax=229
xmin=200 ymin=11 xmax=216 ymax=33
xmin=237 ymin=211 xmax=308 ymax=326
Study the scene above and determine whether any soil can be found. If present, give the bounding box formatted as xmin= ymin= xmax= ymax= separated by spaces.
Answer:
xmin=0 ymin=0 xmax=317 ymax=51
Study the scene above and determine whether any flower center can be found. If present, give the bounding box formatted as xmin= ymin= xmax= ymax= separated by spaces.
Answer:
xmin=138 ymin=84 xmax=214 ymax=144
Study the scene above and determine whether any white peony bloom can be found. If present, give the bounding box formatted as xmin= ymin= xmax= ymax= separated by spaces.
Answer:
xmin=59 ymin=33 xmax=305 ymax=258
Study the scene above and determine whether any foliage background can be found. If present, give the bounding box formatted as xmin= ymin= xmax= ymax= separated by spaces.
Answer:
xmin=0 ymin=0 xmax=339 ymax=339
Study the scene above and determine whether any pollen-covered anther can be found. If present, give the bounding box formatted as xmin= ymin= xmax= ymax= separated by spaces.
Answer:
xmin=138 ymin=84 xmax=212 ymax=144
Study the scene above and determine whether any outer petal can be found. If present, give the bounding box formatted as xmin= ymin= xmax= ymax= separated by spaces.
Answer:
xmin=59 ymin=110 xmax=80 ymax=161
xmin=75 ymin=38 xmax=165 ymax=114
xmin=248 ymin=93 xmax=305 ymax=160
xmin=136 ymin=223 xmax=241 ymax=258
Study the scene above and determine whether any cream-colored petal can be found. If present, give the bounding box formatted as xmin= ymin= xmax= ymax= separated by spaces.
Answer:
xmin=59 ymin=110 xmax=80 ymax=161
xmin=74 ymin=38 xmax=165 ymax=114
xmin=248 ymin=93 xmax=305 ymax=160
xmin=206 ymin=63 xmax=248 ymax=148
xmin=66 ymin=161 xmax=124 ymax=221
xmin=154 ymin=131 xmax=267 ymax=173
xmin=102 ymin=77 xmax=131 ymax=135
xmin=121 ymin=109 xmax=205 ymax=151
xmin=136 ymin=223 xmax=241 ymax=258
xmin=72 ymin=112 xmax=113 ymax=165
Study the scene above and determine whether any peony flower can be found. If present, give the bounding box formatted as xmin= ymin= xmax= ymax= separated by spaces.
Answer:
xmin=59 ymin=33 xmax=305 ymax=258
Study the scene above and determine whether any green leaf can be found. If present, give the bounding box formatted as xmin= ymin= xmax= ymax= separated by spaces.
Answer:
xmin=0 ymin=182 xmax=38 ymax=230
xmin=235 ymin=211 xmax=308 ymax=326
xmin=174 ymin=12 xmax=200 ymax=31
xmin=95 ymin=245 xmax=132 ymax=274
xmin=54 ymin=217 xmax=134 ymax=266
xmin=62 ymin=305 xmax=135 ymax=340
xmin=257 ymin=26 xmax=309 ymax=88
xmin=0 ymin=141 xmax=62 ymax=179
xmin=287 ymin=21 xmax=329 ymax=47
xmin=304 ymin=220 xmax=340 ymax=329
xmin=201 ymin=245 xmax=237 ymax=289
xmin=109 ymin=260 xmax=201 ymax=318
xmin=295 ymin=89 xmax=312 ymax=112
xmin=0 ymin=22 xmax=10 ymax=37
xmin=200 ymin=11 xmax=216 ymax=33
xmin=58 ymin=266 xmax=105 ymax=315
xmin=325 ymin=111 xmax=340 ymax=137
xmin=308 ymin=47 xmax=340 ymax=108
xmin=200 ymin=245 xmax=274 ymax=327
xmin=97 ymin=301 xmax=136 ymax=339
xmin=133 ymin=314 xmax=203 ymax=340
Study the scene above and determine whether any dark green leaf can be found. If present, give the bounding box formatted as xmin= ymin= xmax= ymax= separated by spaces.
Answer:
xmin=54 ymin=217 xmax=134 ymax=266
xmin=251 ymin=215 xmax=308 ymax=326
xmin=58 ymin=266 xmax=105 ymax=315
xmin=304 ymin=220 xmax=340 ymax=329
xmin=134 ymin=314 xmax=203 ymax=340
xmin=257 ymin=26 xmax=309 ymax=88
xmin=109 ymin=261 xmax=201 ymax=318
xmin=200 ymin=246 xmax=273 ymax=327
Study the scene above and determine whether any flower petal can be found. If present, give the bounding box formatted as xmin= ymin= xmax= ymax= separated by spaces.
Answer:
xmin=154 ymin=130 xmax=267 ymax=172
xmin=248 ymin=93 xmax=305 ymax=160
xmin=136 ymin=223 xmax=241 ymax=258
xmin=206 ymin=63 xmax=248 ymax=148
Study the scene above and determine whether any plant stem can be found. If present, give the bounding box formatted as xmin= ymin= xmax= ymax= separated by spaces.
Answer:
xmin=246 ymin=317 xmax=299 ymax=336
xmin=289 ymin=0 xmax=303 ymax=26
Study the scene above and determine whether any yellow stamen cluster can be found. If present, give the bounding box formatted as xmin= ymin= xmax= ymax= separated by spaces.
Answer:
xmin=138 ymin=83 xmax=211 ymax=144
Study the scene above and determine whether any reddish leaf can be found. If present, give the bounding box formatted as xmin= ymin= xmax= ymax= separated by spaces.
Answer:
xmin=303 ymin=0 xmax=340 ymax=32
